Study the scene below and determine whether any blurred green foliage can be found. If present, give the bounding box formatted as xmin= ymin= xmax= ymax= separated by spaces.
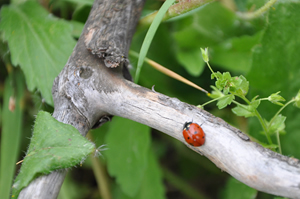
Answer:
xmin=0 ymin=0 xmax=299 ymax=198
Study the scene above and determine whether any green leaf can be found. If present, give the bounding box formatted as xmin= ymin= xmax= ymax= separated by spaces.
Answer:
xmin=232 ymin=100 xmax=260 ymax=118
xmin=282 ymin=113 xmax=300 ymax=158
xmin=267 ymin=91 xmax=285 ymax=106
xmin=110 ymin=149 xmax=165 ymax=199
xmin=200 ymin=47 xmax=209 ymax=63
xmin=12 ymin=111 xmax=95 ymax=198
xmin=211 ymin=71 xmax=223 ymax=80
xmin=135 ymin=0 xmax=176 ymax=83
xmin=232 ymin=106 xmax=252 ymax=118
xmin=0 ymin=71 xmax=24 ymax=199
xmin=294 ymin=90 xmax=300 ymax=108
xmin=209 ymin=86 xmax=224 ymax=99
xmin=247 ymin=1 xmax=300 ymax=98
xmin=213 ymin=72 xmax=249 ymax=97
xmin=251 ymin=99 xmax=260 ymax=109
xmin=246 ymin=2 xmax=300 ymax=158
xmin=268 ymin=114 xmax=286 ymax=135
xmin=176 ymin=48 xmax=205 ymax=76
xmin=228 ymin=75 xmax=249 ymax=97
xmin=211 ymin=33 xmax=262 ymax=74
xmin=0 ymin=2 xmax=76 ymax=105
xmin=69 ymin=20 xmax=85 ymax=38
xmin=62 ymin=0 xmax=94 ymax=6
xmin=222 ymin=177 xmax=257 ymax=199
xmin=217 ymin=94 xmax=234 ymax=109
xmin=235 ymin=75 xmax=249 ymax=96
xmin=173 ymin=2 xmax=238 ymax=48
xmin=105 ymin=117 xmax=151 ymax=197
xmin=215 ymin=72 xmax=231 ymax=93
xmin=136 ymin=150 xmax=165 ymax=199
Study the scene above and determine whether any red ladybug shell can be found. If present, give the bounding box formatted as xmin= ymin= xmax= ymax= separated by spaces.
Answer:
xmin=182 ymin=122 xmax=205 ymax=146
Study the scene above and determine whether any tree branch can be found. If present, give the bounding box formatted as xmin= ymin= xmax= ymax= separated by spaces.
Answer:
xmin=18 ymin=0 xmax=300 ymax=198
xmin=18 ymin=0 xmax=145 ymax=198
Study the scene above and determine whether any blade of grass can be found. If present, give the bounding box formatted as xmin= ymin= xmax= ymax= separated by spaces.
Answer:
xmin=0 ymin=70 xmax=24 ymax=199
xmin=135 ymin=0 xmax=176 ymax=83
xmin=130 ymin=51 xmax=208 ymax=94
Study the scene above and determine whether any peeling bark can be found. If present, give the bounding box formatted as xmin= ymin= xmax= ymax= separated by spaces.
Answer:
xmin=18 ymin=0 xmax=300 ymax=198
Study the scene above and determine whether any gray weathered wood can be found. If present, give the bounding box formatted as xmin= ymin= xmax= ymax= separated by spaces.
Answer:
xmin=18 ymin=0 xmax=145 ymax=198
xmin=84 ymin=0 xmax=143 ymax=68
xmin=18 ymin=0 xmax=300 ymax=198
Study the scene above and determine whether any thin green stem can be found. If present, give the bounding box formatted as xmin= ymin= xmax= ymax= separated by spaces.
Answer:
xmin=259 ymin=98 xmax=270 ymax=101
xmin=237 ymin=0 xmax=277 ymax=20
xmin=268 ymin=99 xmax=294 ymax=152
xmin=206 ymin=62 xmax=218 ymax=80
xmin=254 ymin=109 xmax=273 ymax=144
xmin=276 ymin=131 xmax=282 ymax=154
xmin=201 ymin=95 xmax=224 ymax=108
xmin=244 ymin=97 xmax=272 ymax=144
xmin=239 ymin=95 xmax=251 ymax=104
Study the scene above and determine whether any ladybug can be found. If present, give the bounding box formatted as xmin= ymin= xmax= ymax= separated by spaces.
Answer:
xmin=182 ymin=122 xmax=205 ymax=146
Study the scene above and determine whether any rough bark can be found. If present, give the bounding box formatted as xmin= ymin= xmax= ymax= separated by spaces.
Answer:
xmin=18 ymin=0 xmax=300 ymax=198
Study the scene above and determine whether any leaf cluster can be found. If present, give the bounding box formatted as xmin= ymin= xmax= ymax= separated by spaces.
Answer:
xmin=203 ymin=52 xmax=300 ymax=151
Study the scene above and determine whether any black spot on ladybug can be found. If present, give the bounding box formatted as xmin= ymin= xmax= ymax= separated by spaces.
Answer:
xmin=187 ymin=137 xmax=190 ymax=139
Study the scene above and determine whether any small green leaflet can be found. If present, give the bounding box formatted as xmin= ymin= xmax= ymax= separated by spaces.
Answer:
xmin=232 ymin=100 xmax=260 ymax=118
xmin=217 ymin=94 xmax=234 ymax=109
xmin=12 ymin=111 xmax=95 ymax=198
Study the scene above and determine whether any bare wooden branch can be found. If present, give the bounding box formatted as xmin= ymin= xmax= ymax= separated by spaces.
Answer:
xmin=18 ymin=0 xmax=300 ymax=198
xmin=70 ymin=69 xmax=300 ymax=198
xmin=18 ymin=0 xmax=145 ymax=198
